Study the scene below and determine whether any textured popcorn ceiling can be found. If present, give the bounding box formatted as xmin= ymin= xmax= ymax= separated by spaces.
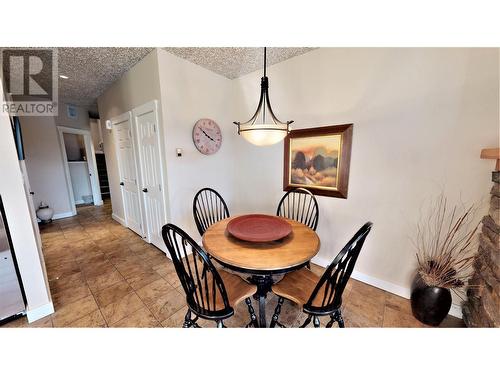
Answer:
xmin=57 ymin=48 xmax=154 ymax=112
xmin=2 ymin=47 xmax=314 ymax=115
xmin=1 ymin=47 xmax=155 ymax=114
xmin=163 ymin=47 xmax=315 ymax=79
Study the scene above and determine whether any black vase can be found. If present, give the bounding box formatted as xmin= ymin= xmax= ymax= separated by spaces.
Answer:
xmin=410 ymin=274 xmax=452 ymax=326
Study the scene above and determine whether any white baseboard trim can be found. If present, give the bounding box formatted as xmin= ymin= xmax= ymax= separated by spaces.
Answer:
xmin=311 ymin=257 xmax=462 ymax=320
xmin=94 ymin=199 xmax=104 ymax=206
xmin=351 ymin=269 xmax=411 ymax=299
xmin=37 ymin=211 xmax=75 ymax=223
xmin=74 ymin=199 xmax=85 ymax=205
xmin=112 ymin=213 xmax=126 ymax=226
xmin=26 ymin=302 xmax=54 ymax=323
xmin=52 ymin=211 xmax=75 ymax=220
xmin=449 ymin=304 xmax=463 ymax=319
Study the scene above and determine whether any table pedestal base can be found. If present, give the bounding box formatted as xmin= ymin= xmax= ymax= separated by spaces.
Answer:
xmin=249 ymin=275 xmax=274 ymax=328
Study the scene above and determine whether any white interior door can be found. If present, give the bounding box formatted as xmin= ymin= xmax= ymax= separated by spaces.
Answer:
xmin=132 ymin=101 xmax=166 ymax=252
xmin=83 ymin=133 xmax=103 ymax=206
xmin=112 ymin=113 xmax=144 ymax=237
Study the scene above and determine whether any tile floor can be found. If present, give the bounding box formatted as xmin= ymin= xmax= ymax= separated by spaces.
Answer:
xmin=1 ymin=200 xmax=464 ymax=328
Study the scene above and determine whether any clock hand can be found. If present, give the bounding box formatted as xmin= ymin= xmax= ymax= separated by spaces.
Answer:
xmin=201 ymin=129 xmax=215 ymax=142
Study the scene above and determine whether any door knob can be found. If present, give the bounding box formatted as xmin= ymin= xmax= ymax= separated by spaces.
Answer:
xmin=142 ymin=188 xmax=148 ymax=193
xmin=29 ymin=191 xmax=35 ymax=195
xmin=120 ymin=182 xmax=124 ymax=186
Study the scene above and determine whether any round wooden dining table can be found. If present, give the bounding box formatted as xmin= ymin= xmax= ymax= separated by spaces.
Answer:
xmin=202 ymin=216 xmax=320 ymax=327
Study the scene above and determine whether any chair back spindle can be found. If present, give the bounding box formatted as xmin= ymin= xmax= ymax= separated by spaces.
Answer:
xmin=193 ymin=188 xmax=230 ymax=236
xmin=304 ymin=222 xmax=373 ymax=314
xmin=162 ymin=224 xmax=233 ymax=320
xmin=276 ymin=188 xmax=319 ymax=231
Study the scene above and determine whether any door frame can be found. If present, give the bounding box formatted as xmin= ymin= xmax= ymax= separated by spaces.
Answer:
xmin=110 ymin=111 xmax=145 ymax=237
xmin=57 ymin=126 xmax=103 ymax=216
xmin=132 ymin=100 xmax=168 ymax=252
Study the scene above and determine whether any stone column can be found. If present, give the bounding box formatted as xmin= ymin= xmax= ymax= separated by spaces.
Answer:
xmin=462 ymin=171 xmax=500 ymax=327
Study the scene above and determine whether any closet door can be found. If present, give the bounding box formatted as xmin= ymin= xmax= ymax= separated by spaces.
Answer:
xmin=112 ymin=112 xmax=144 ymax=237
xmin=132 ymin=101 xmax=166 ymax=252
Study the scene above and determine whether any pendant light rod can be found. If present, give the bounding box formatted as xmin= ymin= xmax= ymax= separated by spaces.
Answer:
xmin=263 ymin=47 xmax=267 ymax=78
xmin=262 ymin=47 xmax=266 ymax=124
xmin=233 ymin=47 xmax=293 ymax=131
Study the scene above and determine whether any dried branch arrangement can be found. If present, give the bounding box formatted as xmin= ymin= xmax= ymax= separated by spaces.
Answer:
xmin=413 ymin=195 xmax=480 ymax=291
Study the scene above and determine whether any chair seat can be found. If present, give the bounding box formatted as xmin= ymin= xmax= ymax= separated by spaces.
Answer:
xmin=271 ymin=267 xmax=322 ymax=306
xmin=219 ymin=270 xmax=257 ymax=309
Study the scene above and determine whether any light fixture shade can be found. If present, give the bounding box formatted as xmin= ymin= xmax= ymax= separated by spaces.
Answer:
xmin=239 ymin=123 xmax=289 ymax=146
xmin=234 ymin=47 xmax=293 ymax=146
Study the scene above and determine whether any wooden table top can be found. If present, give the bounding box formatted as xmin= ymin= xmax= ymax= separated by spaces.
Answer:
xmin=202 ymin=216 xmax=320 ymax=273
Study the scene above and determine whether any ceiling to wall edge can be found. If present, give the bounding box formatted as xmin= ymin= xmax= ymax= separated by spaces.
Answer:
xmin=61 ymin=47 xmax=317 ymax=118
xmin=162 ymin=47 xmax=317 ymax=80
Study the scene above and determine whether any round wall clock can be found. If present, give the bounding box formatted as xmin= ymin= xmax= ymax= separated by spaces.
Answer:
xmin=192 ymin=118 xmax=222 ymax=155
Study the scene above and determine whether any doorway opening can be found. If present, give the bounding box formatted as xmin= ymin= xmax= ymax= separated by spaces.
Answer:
xmin=58 ymin=126 xmax=103 ymax=215
xmin=89 ymin=117 xmax=111 ymax=204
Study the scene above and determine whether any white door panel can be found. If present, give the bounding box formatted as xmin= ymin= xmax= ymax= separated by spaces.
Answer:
xmin=133 ymin=101 xmax=166 ymax=253
xmin=112 ymin=113 xmax=144 ymax=237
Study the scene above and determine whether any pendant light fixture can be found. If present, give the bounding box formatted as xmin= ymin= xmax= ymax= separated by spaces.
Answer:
xmin=233 ymin=47 xmax=293 ymax=146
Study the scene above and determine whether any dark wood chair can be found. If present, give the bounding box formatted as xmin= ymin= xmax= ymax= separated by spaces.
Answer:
xmin=277 ymin=187 xmax=319 ymax=230
xmin=270 ymin=222 xmax=373 ymax=328
xmin=162 ymin=223 xmax=258 ymax=328
xmin=277 ymin=187 xmax=319 ymax=269
xmin=193 ymin=188 xmax=230 ymax=236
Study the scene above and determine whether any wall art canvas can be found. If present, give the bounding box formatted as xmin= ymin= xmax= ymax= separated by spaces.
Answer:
xmin=283 ymin=124 xmax=352 ymax=198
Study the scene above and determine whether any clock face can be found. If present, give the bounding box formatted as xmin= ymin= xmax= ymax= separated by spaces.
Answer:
xmin=192 ymin=119 xmax=222 ymax=155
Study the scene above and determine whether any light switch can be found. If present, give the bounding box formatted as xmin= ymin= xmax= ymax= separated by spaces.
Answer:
xmin=176 ymin=148 xmax=183 ymax=157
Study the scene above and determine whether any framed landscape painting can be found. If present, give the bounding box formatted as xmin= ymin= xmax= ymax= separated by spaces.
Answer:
xmin=283 ymin=124 xmax=353 ymax=198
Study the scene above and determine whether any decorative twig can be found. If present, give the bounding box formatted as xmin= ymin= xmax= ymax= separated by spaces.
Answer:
xmin=413 ymin=194 xmax=480 ymax=289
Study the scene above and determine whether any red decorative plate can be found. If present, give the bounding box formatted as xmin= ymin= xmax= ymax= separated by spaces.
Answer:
xmin=227 ymin=214 xmax=292 ymax=243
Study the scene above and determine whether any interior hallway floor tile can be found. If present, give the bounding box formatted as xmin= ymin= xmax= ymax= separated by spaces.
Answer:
xmin=1 ymin=200 xmax=465 ymax=329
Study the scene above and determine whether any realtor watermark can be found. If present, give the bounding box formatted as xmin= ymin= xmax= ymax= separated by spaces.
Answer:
xmin=1 ymin=48 xmax=58 ymax=116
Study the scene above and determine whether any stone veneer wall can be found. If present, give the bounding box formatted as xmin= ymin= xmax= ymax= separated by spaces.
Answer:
xmin=463 ymin=171 xmax=500 ymax=327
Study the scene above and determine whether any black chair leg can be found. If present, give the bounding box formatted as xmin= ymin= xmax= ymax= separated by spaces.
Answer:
xmin=337 ymin=311 xmax=345 ymax=328
xmin=182 ymin=309 xmax=201 ymax=328
xmin=216 ymin=320 xmax=226 ymax=328
xmin=299 ymin=314 xmax=313 ymax=328
xmin=328 ymin=310 xmax=345 ymax=328
xmin=313 ymin=315 xmax=320 ymax=328
xmin=245 ymin=297 xmax=258 ymax=328
xmin=183 ymin=309 xmax=192 ymax=328
xmin=270 ymin=297 xmax=285 ymax=328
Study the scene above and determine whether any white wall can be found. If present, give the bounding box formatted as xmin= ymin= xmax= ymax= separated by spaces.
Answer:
xmin=231 ymin=48 xmax=499 ymax=300
xmin=156 ymin=50 xmax=236 ymax=239
xmin=21 ymin=116 xmax=73 ymax=216
xmin=56 ymin=103 xmax=90 ymax=130
xmin=97 ymin=50 xmax=162 ymax=222
xmin=20 ymin=103 xmax=92 ymax=217
xmin=0 ymin=79 xmax=53 ymax=321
